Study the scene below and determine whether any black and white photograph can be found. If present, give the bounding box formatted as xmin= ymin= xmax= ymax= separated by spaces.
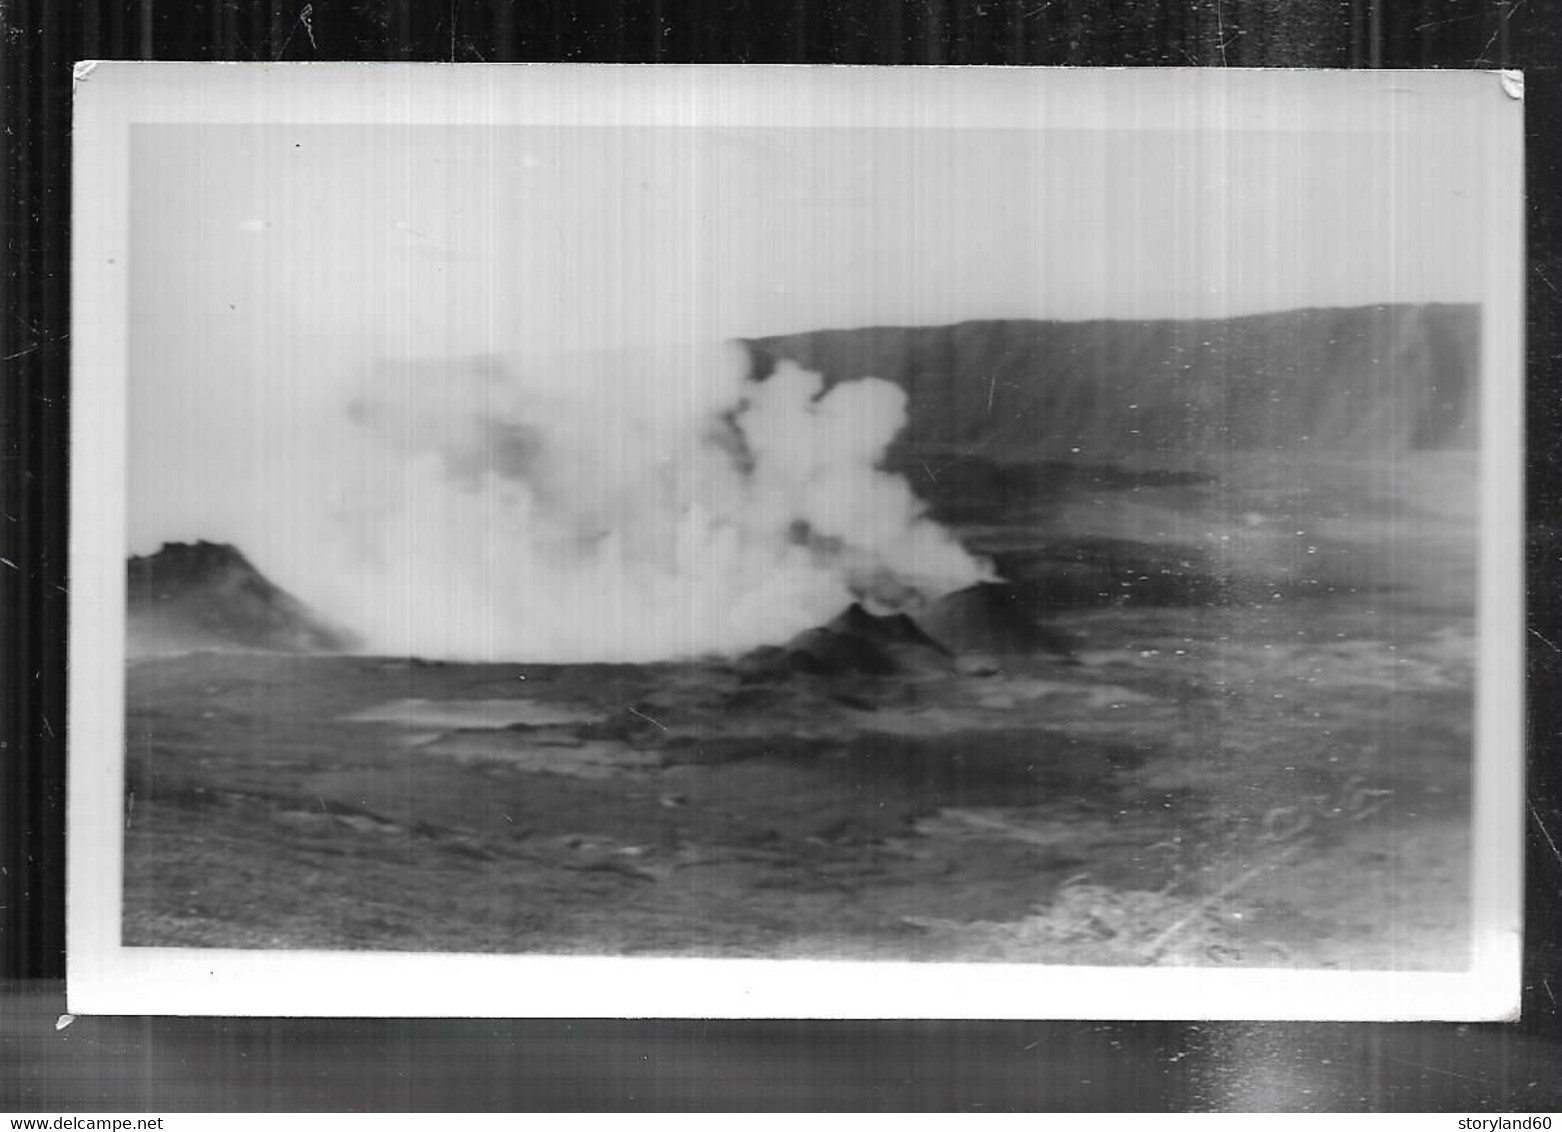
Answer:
xmin=67 ymin=64 xmax=1524 ymax=1019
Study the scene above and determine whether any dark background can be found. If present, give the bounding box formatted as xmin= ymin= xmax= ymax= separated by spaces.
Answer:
xmin=2 ymin=0 xmax=1558 ymax=1113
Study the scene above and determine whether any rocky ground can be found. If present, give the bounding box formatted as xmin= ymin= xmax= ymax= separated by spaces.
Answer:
xmin=122 ymin=436 xmax=1479 ymax=969
xmin=123 ymin=596 xmax=1473 ymax=969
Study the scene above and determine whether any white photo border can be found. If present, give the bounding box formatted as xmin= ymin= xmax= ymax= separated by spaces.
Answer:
xmin=68 ymin=63 xmax=1525 ymax=1019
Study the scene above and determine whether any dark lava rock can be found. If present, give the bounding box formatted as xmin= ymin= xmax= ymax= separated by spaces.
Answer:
xmin=738 ymin=602 xmax=954 ymax=680
xmin=735 ymin=584 xmax=1088 ymax=682
xmin=910 ymin=582 xmax=1080 ymax=661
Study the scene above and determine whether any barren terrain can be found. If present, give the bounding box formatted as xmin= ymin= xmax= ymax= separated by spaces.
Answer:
xmin=123 ymin=443 xmax=1477 ymax=969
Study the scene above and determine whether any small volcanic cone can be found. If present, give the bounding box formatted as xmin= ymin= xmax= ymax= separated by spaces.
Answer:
xmin=740 ymin=602 xmax=954 ymax=679
xmin=910 ymin=582 xmax=1080 ymax=663
xmin=127 ymin=540 xmax=357 ymax=657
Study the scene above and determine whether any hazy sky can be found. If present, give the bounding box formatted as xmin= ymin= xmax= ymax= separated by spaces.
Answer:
xmin=128 ymin=122 xmax=1490 ymax=553
xmin=132 ymin=122 xmax=1488 ymax=345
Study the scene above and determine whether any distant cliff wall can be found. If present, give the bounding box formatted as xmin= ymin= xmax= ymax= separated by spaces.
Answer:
xmin=750 ymin=304 xmax=1479 ymax=462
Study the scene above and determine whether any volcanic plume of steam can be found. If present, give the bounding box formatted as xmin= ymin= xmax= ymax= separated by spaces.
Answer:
xmin=295 ymin=341 xmax=989 ymax=662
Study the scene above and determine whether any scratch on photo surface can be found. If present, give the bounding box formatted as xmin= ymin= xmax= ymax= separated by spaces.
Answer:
xmin=1384 ymin=1054 xmax=1484 ymax=1085
xmin=627 ymin=705 xmax=667 ymax=731
xmin=1531 ymin=628 xmax=1561 ymax=653
xmin=1415 ymin=13 xmax=1479 ymax=31
xmin=274 ymin=3 xmax=315 ymax=58
xmin=1530 ymin=802 xmax=1561 ymax=866
xmin=3 ymin=325 xmax=69 ymax=359
xmin=1476 ymin=4 xmax=1523 ymax=69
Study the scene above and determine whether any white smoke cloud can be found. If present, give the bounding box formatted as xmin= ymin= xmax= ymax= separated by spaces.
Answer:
xmin=255 ymin=340 xmax=991 ymax=663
